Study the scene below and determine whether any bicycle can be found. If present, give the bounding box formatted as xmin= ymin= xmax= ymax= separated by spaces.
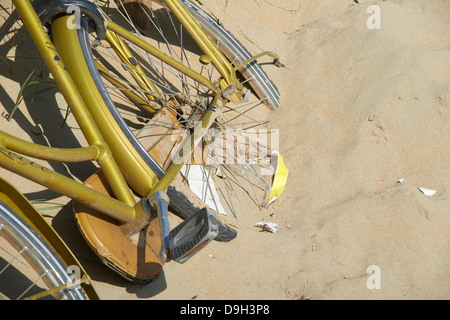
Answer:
xmin=0 ymin=0 xmax=283 ymax=285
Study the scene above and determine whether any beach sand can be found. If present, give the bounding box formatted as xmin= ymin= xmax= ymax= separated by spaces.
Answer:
xmin=0 ymin=0 xmax=449 ymax=299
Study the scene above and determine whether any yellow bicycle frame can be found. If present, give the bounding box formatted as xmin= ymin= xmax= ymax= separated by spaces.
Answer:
xmin=0 ymin=0 xmax=242 ymax=234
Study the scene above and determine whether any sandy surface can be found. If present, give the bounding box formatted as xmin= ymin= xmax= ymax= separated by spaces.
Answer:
xmin=0 ymin=0 xmax=449 ymax=300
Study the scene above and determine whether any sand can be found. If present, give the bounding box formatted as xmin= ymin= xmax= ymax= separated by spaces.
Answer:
xmin=0 ymin=0 xmax=449 ymax=300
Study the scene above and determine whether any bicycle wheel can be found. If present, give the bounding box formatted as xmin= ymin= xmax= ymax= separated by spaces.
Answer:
xmin=0 ymin=200 xmax=90 ymax=300
xmin=58 ymin=0 xmax=281 ymax=220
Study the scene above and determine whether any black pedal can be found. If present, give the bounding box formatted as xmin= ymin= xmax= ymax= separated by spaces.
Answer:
xmin=168 ymin=208 xmax=219 ymax=263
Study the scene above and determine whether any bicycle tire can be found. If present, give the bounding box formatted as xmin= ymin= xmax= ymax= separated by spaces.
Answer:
xmin=0 ymin=200 xmax=89 ymax=300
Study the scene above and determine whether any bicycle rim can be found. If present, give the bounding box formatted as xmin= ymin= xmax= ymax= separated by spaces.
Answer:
xmin=77 ymin=0 xmax=280 ymax=216
xmin=0 ymin=201 xmax=88 ymax=300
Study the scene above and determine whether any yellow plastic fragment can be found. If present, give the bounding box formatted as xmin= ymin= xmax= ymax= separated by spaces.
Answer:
xmin=266 ymin=152 xmax=289 ymax=206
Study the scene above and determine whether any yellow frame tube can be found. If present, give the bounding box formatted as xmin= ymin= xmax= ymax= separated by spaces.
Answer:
xmin=0 ymin=142 xmax=152 ymax=234
xmin=13 ymin=0 xmax=135 ymax=207
xmin=51 ymin=15 xmax=161 ymax=199
xmin=96 ymin=62 xmax=157 ymax=114
xmin=164 ymin=0 xmax=239 ymax=88
xmin=106 ymin=19 xmax=220 ymax=95
xmin=105 ymin=29 xmax=161 ymax=102
xmin=147 ymin=94 xmax=224 ymax=197
xmin=0 ymin=146 xmax=142 ymax=224
xmin=0 ymin=130 xmax=103 ymax=163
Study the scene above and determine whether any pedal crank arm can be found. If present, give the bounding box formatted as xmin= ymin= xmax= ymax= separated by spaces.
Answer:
xmin=148 ymin=190 xmax=171 ymax=261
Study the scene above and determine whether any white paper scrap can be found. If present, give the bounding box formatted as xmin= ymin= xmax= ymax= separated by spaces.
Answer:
xmin=418 ymin=187 xmax=436 ymax=196
xmin=181 ymin=165 xmax=227 ymax=215
xmin=255 ymin=221 xmax=279 ymax=233
xmin=397 ymin=179 xmax=436 ymax=196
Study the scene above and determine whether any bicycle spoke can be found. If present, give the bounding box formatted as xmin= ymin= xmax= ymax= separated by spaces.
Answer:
xmin=0 ymin=246 xmax=27 ymax=276
xmin=16 ymin=269 xmax=49 ymax=300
